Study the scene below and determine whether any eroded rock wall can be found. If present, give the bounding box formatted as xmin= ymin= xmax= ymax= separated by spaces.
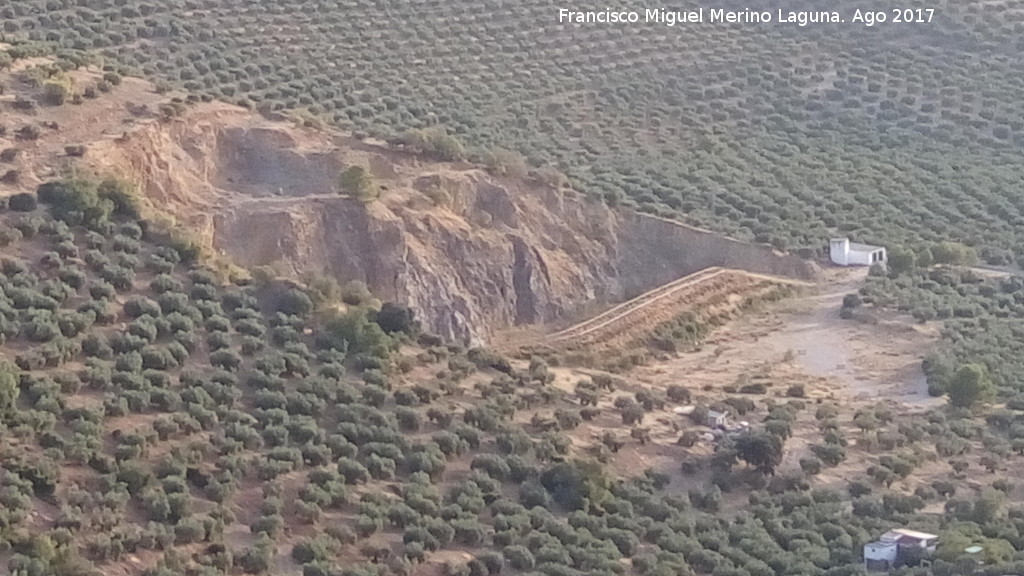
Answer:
xmin=213 ymin=174 xmax=623 ymax=345
xmin=212 ymin=175 xmax=817 ymax=345
xmin=94 ymin=106 xmax=819 ymax=345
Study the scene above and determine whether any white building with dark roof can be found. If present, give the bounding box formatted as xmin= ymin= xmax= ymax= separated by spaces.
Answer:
xmin=830 ymin=237 xmax=886 ymax=267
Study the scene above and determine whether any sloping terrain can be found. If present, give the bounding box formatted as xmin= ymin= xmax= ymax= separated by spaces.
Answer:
xmin=0 ymin=61 xmax=817 ymax=346
xmin=541 ymin=268 xmax=810 ymax=354
xmin=82 ymin=107 xmax=818 ymax=346
xmin=6 ymin=0 xmax=1024 ymax=261
xmin=1 ymin=191 xmax=1008 ymax=576
xmin=8 ymin=28 xmax=1024 ymax=576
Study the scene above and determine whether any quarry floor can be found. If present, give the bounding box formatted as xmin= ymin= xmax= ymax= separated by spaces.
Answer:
xmin=532 ymin=265 xmax=944 ymax=493
xmin=627 ymin=266 xmax=941 ymax=406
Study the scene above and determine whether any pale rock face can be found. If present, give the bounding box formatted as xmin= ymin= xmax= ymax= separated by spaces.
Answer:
xmin=211 ymin=178 xmax=817 ymax=345
xmin=92 ymin=107 xmax=818 ymax=345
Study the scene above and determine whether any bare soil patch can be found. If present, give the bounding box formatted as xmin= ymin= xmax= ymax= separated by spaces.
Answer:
xmin=635 ymin=267 xmax=941 ymax=405
xmin=526 ymin=267 xmax=945 ymax=497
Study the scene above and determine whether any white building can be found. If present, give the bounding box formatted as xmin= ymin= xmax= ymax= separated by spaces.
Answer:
xmin=864 ymin=529 xmax=938 ymax=571
xmin=830 ymin=238 xmax=886 ymax=267
xmin=885 ymin=529 xmax=938 ymax=552
xmin=706 ymin=410 xmax=727 ymax=428
xmin=864 ymin=539 xmax=899 ymax=571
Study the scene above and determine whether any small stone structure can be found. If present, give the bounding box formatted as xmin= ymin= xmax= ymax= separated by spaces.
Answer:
xmin=706 ymin=410 xmax=727 ymax=428
xmin=830 ymin=237 xmax=886 ymax=267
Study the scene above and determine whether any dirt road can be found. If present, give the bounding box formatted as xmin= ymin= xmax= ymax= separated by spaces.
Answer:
xmin=631 ymin=267 xmax=941 ymax=405
xmin=534 ymin=266 xmax=944 ymax=491
xmin=538 ymin=267 xmax=812 ymax=353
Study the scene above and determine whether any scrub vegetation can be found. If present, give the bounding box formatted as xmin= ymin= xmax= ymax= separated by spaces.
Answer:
xmin=4 ymin=1 xmax=1024 ymax=575
xmin=3 ymin=0 xmax=1024 ymax=260
xmin=1 ymin=177 xmax=1024 ymax=576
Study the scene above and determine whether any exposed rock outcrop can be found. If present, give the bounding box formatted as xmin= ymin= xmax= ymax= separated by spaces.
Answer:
xmin=86 ymin=104 xmax=818 ymax=345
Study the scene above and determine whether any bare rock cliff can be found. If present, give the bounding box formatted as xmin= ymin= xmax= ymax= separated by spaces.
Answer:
xmin=87 ymin=105 xmax=817 ymax=345
xmin=214 ymin=172 xmax=624 ymax=345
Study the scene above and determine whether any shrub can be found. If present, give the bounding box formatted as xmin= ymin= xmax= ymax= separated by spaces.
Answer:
xmin=13 ymin=216 xmax=42 ymax=238
xmin=502 ymin=546 xmax=534 ymax=571
xmin=355 ymin=515 xmax=381 ymax=538
xmin=395 ymin=127 xmax=465 ymax=161
xmin=374 ymin=302 xmax=418 ymax=335
xmin=16 ymin=125 xmax=40 ymax=141
xmin=292 ymin=537 xmax=332 ymax=564
xmin=210 ymin=349 xmax=242 ymax=371
xmin=9 ymin=193 xmax=37 ymax=212
xmin=799 ymin=458 xmax=823 ymax=476
xmin=316 ymin=309 xmax=392 ymax=358
xmin=251 ymin=513 xmax=284 ymax=537
xmin=0 ymin=226 xmax=22 ymax=247
xmin=931 ymin=242 xmax=975 ymax=265
xmin=471 ymin=454 xmax=512 ymax=481
xmin=325 ymin=524 xmax=357 ymax=546
xmin=237 ymin=538 xmax=274 ymax=573
xmin=947 ymin=364 xmax=995 ymax=408
xmin=338 ymin=458 xmax=370 ymax=485
xmin=395 ymin=407 xmax=422 ymax=432
xmin=174 ymin=517 xmax=206 ymax=544
xmin=42 ymin=80 xmax=70 ymax=105
xmin=477 ymin=552 xmax=504 ymax=575
xmin=811 ymin=443 xmax=846 ymax=466
xmin=278 ymin=288 xmax=314 ymax=317
xmin=539 ymin=459 xmax=609 ymax=511
xmin=338 ymin=165 xmax=375 ymax=199
xmin=666 ymin=384 xmax=691 ymax=403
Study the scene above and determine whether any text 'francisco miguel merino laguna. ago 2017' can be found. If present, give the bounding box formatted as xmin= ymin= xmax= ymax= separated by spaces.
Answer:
xmin=557 ymin=8 xmax=846 ymax=27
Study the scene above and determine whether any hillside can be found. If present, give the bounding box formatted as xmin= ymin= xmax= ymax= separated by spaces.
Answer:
xmin=8 ymin=179 xmax=1024 ymax=576
xmin=6 ymin=182 xmax=1024 ymax=576
xmin=0 ymin=58 xmax=815 ymax=345
xmin=0 ymin=184 xmax=922 ymax=576
xmin=8 ymin=4 xmax=1024 ymax=576
xmin=4 ymin=0 xmax=1024 ymax=261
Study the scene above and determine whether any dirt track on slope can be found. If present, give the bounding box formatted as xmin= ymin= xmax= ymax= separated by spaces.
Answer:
xmin=533 ymin=267 xmax=812 ymax=353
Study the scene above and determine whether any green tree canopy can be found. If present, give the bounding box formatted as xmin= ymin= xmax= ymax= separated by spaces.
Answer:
xmin=315 ymin=309 xmax=392 ymax=358
xmin=338 ymin=166 xmax=374 ymax=199
xmin=886 ymin=246 xmax=916 ymax=275
xmin=539 ymin=459 xmax=610 ymax=511
xmin=733 ymin=429 xmax=784 ymax=475
xmin=36 ymin=179 xmax=113 ymax=227
xmin=0 ymin=361 xmax=19 ymax=419
xmin=931 ymin=242 xmax=976 ymax=266
xmin=947 ymin=363 xmax=995 ymax=408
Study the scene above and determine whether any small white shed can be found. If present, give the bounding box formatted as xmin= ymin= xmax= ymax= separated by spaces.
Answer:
xmin=830 ymin=238 xmax=886 ymax=267
xmin=864 ymin=539 xmax=899 ymax=571
xmin=706 ymin=410 xmax=727 ymax=428
xmin=864 ymin=528 xmax=939 ymax=571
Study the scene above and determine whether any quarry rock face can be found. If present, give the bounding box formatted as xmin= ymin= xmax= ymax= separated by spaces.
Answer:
xmin=213 ymin=174 xmax=623 ymax=345
xmin=213 ymin=175 xmax=816 ymax=345
xmin=93 ymin=107 xmax=818 ymax=345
